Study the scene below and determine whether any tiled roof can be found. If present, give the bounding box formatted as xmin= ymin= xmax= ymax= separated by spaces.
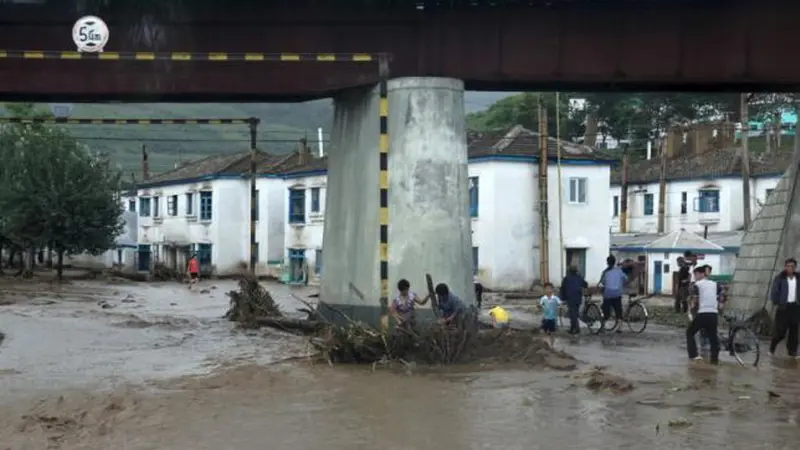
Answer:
xmin=611 ymin=231 xmax=743 ymax=250
xmin=467 ymin=125 xmax=611 ymax=160
xmin=136 ymin=125 xmax=614 ymax=185
xmin=611 ymin=148 xmax=791 ymax=185
xmin=140 ymin=150 xmax=283 ymax=186
xmin=647 ymin=230 xmax=724 ymax=251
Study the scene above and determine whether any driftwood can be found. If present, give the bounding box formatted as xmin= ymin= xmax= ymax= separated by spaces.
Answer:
xmin=253 ymin=316 xmax=325 ymax=332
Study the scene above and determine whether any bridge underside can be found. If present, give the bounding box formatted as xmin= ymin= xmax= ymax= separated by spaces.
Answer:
xmin=1 ymin=0 xmax=799 ymax=101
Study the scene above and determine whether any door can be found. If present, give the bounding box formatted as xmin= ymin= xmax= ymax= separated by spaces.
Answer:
xmin=197 ymin=244 xmax=212 ymax=274
xmin=137 ymin=244 xmax=151 ymax=271
xmin=288 ymin=249 xmax=305 ymax=283
xmin=653 ymin=260 xmax=663 ymax=294
xmin=565 ymin=248 xmax=587 ymax=277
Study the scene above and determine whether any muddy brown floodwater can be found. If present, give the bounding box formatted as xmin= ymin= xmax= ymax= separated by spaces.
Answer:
xmin=1 ymin=278 xmax=799 ymax=449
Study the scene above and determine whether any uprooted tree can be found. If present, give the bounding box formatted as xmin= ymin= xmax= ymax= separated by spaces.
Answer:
xmin=0 ymin=104 xmax=124 ymax=280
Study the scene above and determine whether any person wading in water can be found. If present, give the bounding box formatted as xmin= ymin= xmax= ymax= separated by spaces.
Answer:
xmin=769 ymin=258 xmax=800 ymax=358
xmin=389 ymin=278 xmax=429 ymax=329
xmin=187 ymin=254 xmax=200 ymax=291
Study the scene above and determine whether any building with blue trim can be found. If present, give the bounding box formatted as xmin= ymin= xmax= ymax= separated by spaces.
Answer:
xmin=122 ymin=125 xmax=615 ymax=287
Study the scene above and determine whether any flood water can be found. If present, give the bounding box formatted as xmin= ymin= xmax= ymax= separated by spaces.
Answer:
xmin=1 ymin=278 xmax=799 ymax=449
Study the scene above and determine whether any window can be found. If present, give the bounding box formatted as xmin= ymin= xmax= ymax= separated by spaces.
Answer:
xmin=254 ymin=189 xmax=260 ymax=221
xmin=252 ymin=242 xmax=259 ymax=263
xmin=469 ymin=177 xmax=479 ymax=217
xmin=199 ymin=191 xmax=213 ymax=220
xmin=152 ymin=196 xmax=160 ymax=217
xmin=315 ymin=249 xmax=323 ymax=276
xmin=697 ymin=189 xmax=720 ymax=213
xmin=612 ymin=195 xmax=619 ymax=217
xmin=310 ymin=187 xmax=321 ymax=213
xmin=289 ymin=188 xmax=306 ymax=224
xmin=643 ymin=193 xmax=654 ymax=216
xmin=167 ymin=195 xmax=178 ymax=216
xmin=185 ymin=193 xmax=194 ymax=215
xmin=128 ymin=199 xmax=136 ymax=212
xmin=568 ymin=178 xmax=587 ymax=204
xmin=680 ymin=192 xmax=687 ymax=215
xmin=472 ymin=247 xmax=479 ymax=275
xmin=139 ymin=197 xmax=151 ymax=217
xmin=766 ymin=188 xmax=775 ymax=201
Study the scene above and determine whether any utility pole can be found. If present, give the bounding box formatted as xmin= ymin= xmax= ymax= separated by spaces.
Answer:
xmin=620 ymin=145 xmax=629 ymax=233
xmin=741 ymin=93 xmax=752 ymax=230
xmin=537 ymin=94 xmax=550 ymax=284
xmin=657 ymin=138 xmax=667 ymax=233
xmin=248 ymin=117 xmax=259 ymax=275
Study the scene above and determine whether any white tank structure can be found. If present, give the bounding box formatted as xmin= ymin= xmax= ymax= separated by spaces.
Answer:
xmin=729 ymin=153 xmax=799 ymax=327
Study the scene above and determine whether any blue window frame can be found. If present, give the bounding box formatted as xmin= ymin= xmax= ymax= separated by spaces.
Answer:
xmin=469 ymin=177 xmax=479 ymax=217
xmin=289 ymin=188 xmax=306 ymax=223
xmin=128 ymin=198 xmax=136 ymax=212
xmin=612 ymin=195 xmax=619 ymax=217
xmin=696 ymin=189 xmax=720 ymax=213
xmin=199 ymin=191 xmax=213 ymax=220
xmin=139 ymin=197 xmax=151 ymax=217
xmin=643 ymin=193 xmax=654 ymax=216
xmin=310 ymin=187 xmax=321 ymax=213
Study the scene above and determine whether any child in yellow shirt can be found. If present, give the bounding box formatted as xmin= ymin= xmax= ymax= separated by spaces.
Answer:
xmin=489 ymin=306 xmax=510 ymax=329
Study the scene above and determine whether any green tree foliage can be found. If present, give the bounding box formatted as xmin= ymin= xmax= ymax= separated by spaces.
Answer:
xmin=0 ymin=105 xmax=124 ymax=279
xmin=466 ymin=93 xmax=584 ymax=139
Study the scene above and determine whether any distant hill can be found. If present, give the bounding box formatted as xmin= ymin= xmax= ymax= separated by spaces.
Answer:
xmin=4 ymin=92 xmax=511 ymax=176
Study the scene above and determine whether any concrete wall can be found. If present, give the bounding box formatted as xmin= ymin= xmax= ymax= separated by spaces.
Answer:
xmin=320 ymin=77 xmax=473 ymax=325
xmin=610 ymin=175 xmax=780 ymax=234
xmin=730 ymin=167 xmax=795 ymax=320
xmin=470 ymin=160 xmax=611 ymax=288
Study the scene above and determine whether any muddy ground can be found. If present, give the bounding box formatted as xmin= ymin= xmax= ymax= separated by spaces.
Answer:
xmin=0 ymin=273 xmax=799 ymax=450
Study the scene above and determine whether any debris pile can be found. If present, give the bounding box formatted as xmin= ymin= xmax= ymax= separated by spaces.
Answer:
xmin=151 ymin=263 xmax=184 ymax=282
xmin=224 ymin=275 xmax=578 ymax=368
xmin=224 ymin=276 xmax=282 ymax=326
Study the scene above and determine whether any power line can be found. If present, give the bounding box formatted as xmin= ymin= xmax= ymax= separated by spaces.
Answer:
xmin=72 ymin=136 xmax=329 ymax=143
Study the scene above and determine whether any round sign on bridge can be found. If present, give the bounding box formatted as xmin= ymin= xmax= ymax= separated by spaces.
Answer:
xmin=72 ymin=16 xmax=109 ymax=53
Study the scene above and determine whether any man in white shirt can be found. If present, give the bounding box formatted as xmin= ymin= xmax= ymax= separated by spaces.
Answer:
xmin=769 ymin=258 xmax=800 ymax=358
xmin=687 ymin=266 xmax=722 ymax=364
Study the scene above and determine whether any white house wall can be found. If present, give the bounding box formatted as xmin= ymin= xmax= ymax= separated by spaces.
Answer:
xmin=136 ymin=177 xmax=285 ymax=276
xmin=610 ymin=175 xmax=781 ymax=234
xmin=470 ymin=160 xmax=611 ymax=289
xmin=283 ymin=174 xmax=327 ymax=282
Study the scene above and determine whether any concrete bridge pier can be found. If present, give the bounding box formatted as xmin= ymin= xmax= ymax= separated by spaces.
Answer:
xmin=318 ymin=77 xmax=474 ymax=326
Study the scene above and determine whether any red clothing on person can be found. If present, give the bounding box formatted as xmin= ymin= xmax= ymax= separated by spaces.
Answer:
xmin=188 ymin=258 xmax=199 ymax=274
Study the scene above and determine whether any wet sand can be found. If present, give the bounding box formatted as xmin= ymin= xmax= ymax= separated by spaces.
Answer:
xmin=1 ymin=278 xmax=799 ymax=449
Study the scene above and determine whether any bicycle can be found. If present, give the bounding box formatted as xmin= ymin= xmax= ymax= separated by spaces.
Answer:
xmin=698 ymin=313 xmax=760 ymax=367
xmin=596 ymin=293 xmax=648 ymax=335
xmin=558 ymin=293 xmax=604 ymax=334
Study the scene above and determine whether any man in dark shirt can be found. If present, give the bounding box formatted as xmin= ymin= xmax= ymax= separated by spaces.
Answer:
xmin=675 ymin=255 xmax=693 ymax=313
xmin=435 ymin=283 xmax=465 ymax=326
xmin=560 ymin=266 xmax=588 ymax=334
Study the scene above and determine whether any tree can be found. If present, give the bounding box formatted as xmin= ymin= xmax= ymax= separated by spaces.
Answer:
xmin=466 ymin=93 xmax=584 ymax=139
xmin=0 ymin=106 xmax=124 ymax=280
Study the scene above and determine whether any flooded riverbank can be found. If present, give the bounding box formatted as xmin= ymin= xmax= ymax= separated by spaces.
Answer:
xmin=1 ymin=278 xmax=799 ymax=449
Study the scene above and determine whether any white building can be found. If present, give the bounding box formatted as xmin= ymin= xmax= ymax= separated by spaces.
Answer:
xmin=280 ymin=125 xmax=614 ymax=289
xmin=610 ymin=148 xmax=786 ymax=234
xmin=131 ymin=151 xmax=290 ymax=276
xmin=611 ymin=230 xmax=735 ymax=295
